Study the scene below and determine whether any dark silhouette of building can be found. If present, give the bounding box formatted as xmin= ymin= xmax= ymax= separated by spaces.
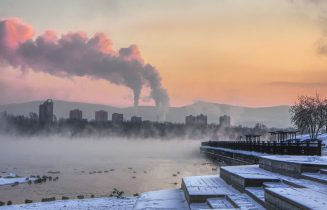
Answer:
xmin=95 ymin=110 xmax=108 ymax=122
xmin=131 ymin=116 xmax=142 ymax=123
xmin=112 ymin=113 xmax=124 ymax=123
xmin=185 ymin=115 xmax=195 ymax=125
xmin=39 ymin=99 xmax=54 ymax=123
xmin=185 ymin=114 xmax=207 ymax=126
xmin=219 ymin=115 xmax=231 ymax=127
xmin=29 ymin=112 xmax=38 ymax=120
xmin=69 ymin=109 xmax=82 ymax=120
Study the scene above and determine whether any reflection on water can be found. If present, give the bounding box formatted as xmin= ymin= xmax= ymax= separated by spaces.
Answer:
xmin=0 ymin=136 xmax=217 ymax=204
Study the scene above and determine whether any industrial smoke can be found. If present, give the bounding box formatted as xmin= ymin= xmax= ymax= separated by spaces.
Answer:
xmin=0 ymin=18 xmax=169 ymax=119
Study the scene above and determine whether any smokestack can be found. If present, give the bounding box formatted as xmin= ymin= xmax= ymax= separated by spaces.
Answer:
xmin=0 ymin=18 xmax=170 ymax=118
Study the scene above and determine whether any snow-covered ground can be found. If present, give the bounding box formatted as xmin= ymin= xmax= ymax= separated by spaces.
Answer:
xmin=292 ymin=133 xmax=327 ymax=153
xmin=291 ymin=133 xmax=327 ymax=143
xmin=0 ymin=174 xmax=35 ymax=186
xmin=289 ymin=133 xmax=327 ymax=150
xmin=261 ymin=155 xmax=327 ymax=165
xmin=0 ymin=197 xmax=137 ymax=210
xmin=201 ymin=145 xmax=267 ymax=157
xmin=0 ymin=189 xmax=189 ymax=210
xmin=134 ymin=189 xmax=189 ymax=209
xmin=0 ymin=177 xmax=30 ymax=186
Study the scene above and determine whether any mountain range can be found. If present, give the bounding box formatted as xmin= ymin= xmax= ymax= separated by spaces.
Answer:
xmin=0 ymin=100 xmax=292 ymax=128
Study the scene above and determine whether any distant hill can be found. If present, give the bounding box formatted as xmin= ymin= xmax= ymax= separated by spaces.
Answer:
xmin=0 ymin=100 xmax=292 ymax=128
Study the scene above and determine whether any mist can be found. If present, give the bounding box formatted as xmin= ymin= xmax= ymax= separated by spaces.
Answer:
xmin=0 ymin=135 xmax=204 ymax=165
xmin=0 ymin=135 xmax=215 ymax=204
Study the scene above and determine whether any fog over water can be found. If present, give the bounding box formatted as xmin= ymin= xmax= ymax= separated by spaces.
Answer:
xmin=0 ymin=136 xmax=216 ymax=204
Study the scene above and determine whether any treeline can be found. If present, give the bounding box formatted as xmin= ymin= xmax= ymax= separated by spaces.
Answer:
xmin=291 ymin=94 xmax=327 ymax=140
xmin=0 ymin=113 xmax=279 ymax=140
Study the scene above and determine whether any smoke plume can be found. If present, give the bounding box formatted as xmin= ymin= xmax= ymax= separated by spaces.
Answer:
xmin=0 ymin=17 xmax=169 ymax=119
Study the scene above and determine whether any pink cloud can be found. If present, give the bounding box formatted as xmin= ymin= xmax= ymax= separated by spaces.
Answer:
xmin=0 ymin=17 xmax=34 ymax=52
xmin=0 ymin=17 xmax=169 ymax=115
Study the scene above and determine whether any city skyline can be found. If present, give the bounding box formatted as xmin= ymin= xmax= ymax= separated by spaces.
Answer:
xmin=1 ymin=0 xmax=327 ymax=108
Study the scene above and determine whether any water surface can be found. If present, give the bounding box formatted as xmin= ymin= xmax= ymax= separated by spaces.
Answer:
xmin=0 ymin=136 xmax=217 ymax=204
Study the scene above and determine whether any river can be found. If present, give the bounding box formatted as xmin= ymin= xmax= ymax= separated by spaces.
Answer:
xmin=0 ymin=136 xmax=217 ymax=204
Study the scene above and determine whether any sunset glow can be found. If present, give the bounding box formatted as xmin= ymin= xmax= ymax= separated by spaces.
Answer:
xmin=1 ymin=0 xmax=327 ymax=107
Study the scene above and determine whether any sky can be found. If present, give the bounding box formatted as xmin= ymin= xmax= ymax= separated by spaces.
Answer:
xmin=1 ymin=0 xmax=327 ymax=107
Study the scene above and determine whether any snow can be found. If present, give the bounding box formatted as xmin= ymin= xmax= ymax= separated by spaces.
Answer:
xmin=206 ymin=197 xmax=235 ymax=209
xmin=134 ymin=189 xmax=189 ymax=210
xmin=287 ymin=133 xmax=327 ymax=152
xmin=201 ymin=146 xmax=266 ymax=157
xmin=202 ymin=145 xmax=327 ymax=166
xmin=301 ymin=172 xmax=327 ymax=183
xmin=289 ymin=133 xmax=327 ymax=143
xmin=222 ymin=164 xmax=327 ymax=195
xmin=0 ymin=177 xmax=34 ymax=186
xmin=182 ymin=175 xmax=264 ymax=210
xmin=245 ymin=187 xmax=265 ymax=203
xmin=261 ymin=155 xmax=327 ymax=165
xmin=182 ymin=175 xmax=230 ymax=196
xmin=266 ymin=187 xmax=327 ymax=210
xmin=189 ymin=202 xmax=211 ymax=210
xmin=0 ymin=197 xmax=137 ymax=210
xmin=0 ymin=189 xmax=189 ymax=210
xmin=221 ymin=165 xmax=279 ymax=180
xmin=221 ymin=164 xmax=327 ymax=209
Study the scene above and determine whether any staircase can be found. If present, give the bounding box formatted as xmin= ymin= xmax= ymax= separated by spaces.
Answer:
xmin=181 ymin=175 xmax=264 ymax=210
xmin=301 ymin=169 xmax=327 ymax=185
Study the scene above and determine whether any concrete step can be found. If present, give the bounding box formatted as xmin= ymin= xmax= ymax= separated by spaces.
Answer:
xmin=227 ymin=193 xmax=264 ymax=210
xmin=262 ymin=181 xmax=289 ymax=188
xmin=207 ymin=197 xmax=237 ymax=209
xmin=245 ymin=187 xmax=265 ymax=207
xmin=301 ymin=172 xmax=327 ymax=185
xmin=259 ymin=155 xmax=327 ymax=178
xmin=182 ymin=175 xmax=230 ymax=203
xmin=134 ymin=189 xmax=189 ymax=210
xmin=265 ymin=187 xmax=327 ymax=210
xmin=181 ymin=175 xmax=264 ymax=210
xmin=281 ymin=179 xmax=306 ymax=188
xmin=320 ymin=169 xmax=327 ymax=175
xmin=220 ymin=165 xmax=280 ymax=192
xmin=189 ymin=202 xmax=212 ymax=210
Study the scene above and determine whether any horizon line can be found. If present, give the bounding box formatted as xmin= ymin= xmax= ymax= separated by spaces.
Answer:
xmin=0 ymin=98 xmax=291 ymax=109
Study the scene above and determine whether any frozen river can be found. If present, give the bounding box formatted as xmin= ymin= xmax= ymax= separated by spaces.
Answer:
xmin=0 ymin=136 xmax=216 ymax=204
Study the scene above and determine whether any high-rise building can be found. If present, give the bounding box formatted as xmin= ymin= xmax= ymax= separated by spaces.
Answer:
xmin=185 ymin=114 xmax=207 ymax=126
xmin=95 ymin=110 xmax=108 ymax=122
xmin=69 ymin=109 xmax=82 ymax=120
xmin=39 ymin=99 xmax=54 ymax=123
xmin=131 ymin=116 xmax=142 ymax=123
xmin=219 ymin=115 xmax=231 ymax=127
xmin=112 ymin=113 xmax=124 ymax=123
xmin=185 ymin=115 xmax=195 ymax=125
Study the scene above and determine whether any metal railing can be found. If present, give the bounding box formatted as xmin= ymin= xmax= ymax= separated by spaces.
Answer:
xmin=201 ymin=140 xmax=322 ymax=156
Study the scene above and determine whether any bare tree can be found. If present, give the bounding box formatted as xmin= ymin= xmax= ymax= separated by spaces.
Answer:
xmin=290 ymin=94 xmax=327 ymax=140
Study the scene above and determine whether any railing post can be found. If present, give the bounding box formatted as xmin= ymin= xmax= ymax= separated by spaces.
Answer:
xmin=305 ymin=141 xmax=310 ymax=156
xmin=318 ymin=140 xmax=322 ymax=156
xmin=296 ymin=141 xmax=300 ymax=155
xmin=273 ymin=141 xmax=277 ymax=154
